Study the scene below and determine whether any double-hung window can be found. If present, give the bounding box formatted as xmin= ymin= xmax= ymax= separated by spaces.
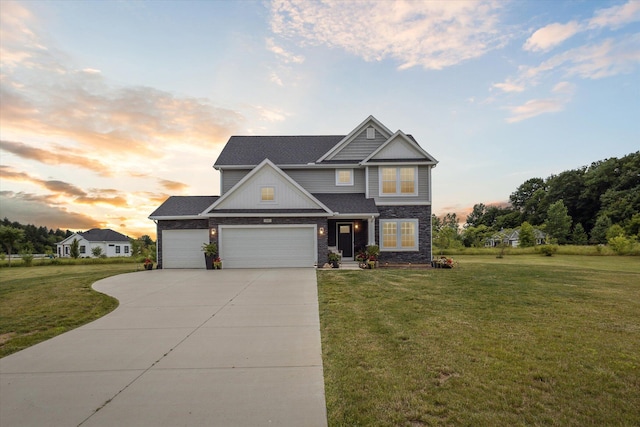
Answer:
xmin=380 ymin=219 xmax=419 ymax=251
xmin=380 ymin=167 xmax=417 ymax=196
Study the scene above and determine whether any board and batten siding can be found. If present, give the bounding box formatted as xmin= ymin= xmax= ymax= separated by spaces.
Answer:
xmin=330 ymin=129 xmax=387 ymax=161
xmin=367 ymin=165 xmax=432 ymax=204
xmin=215 ymin=166 xmax=321 ymax=210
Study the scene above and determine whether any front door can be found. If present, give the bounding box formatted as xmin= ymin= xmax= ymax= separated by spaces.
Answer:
xmin=337 ymin=223 xmax=353 ymax=258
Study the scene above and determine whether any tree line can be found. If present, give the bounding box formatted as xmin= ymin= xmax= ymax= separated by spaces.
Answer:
xmin=434 ymin=151 xmax=640 ymax=250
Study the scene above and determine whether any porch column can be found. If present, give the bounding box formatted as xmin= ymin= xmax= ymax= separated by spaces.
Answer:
xmin=368 ymin=216 xmax=376 ymax=245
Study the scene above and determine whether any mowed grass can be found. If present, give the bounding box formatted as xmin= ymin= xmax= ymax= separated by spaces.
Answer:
xmin=318 ymin=255 xmax=640 ymax=426
xmin=0 ymin=264 xmax=138 ymax=357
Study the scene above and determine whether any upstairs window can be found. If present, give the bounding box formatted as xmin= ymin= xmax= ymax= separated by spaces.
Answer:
xmin=366 ymin=127 xmax=375 ymax=139
xmin=380 ymin=167 xmax=417 ymax=196
xmin=261 ymin=186 xmax=275 ymax=202
xmin=336 ymin=169 xmax=354 ymax=186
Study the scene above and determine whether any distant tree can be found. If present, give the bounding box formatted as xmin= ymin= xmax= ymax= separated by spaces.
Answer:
xmin=139 ymin=235 xmax=154 ymax=246
xmin=461 ymin=225 xmax=492 ymax=248
xmin=590 ymin=215 xmax=611 ymax=245
xmin=518 ymin=222 xmax=536 ymax=247
xmin=625 ymin=214 xmax=640 ymax=239
xmin=92 ymin=246 xmax=103 ymax=257
xmin=0 ymin=226 xmax=24 ymax=266
xmin=545 ymin=200 xmax=572 ymax=244
xmin=571 ymin=223 xmax=588 ymax=245
xmin=465 ymin=203 xmax=486 ymax=228
xmin=70 ymin=238 xmax=80 ymax=259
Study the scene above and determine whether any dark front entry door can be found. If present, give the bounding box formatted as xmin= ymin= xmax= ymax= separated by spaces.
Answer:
xmin=337 ymin=223 xmax=353 ymax=258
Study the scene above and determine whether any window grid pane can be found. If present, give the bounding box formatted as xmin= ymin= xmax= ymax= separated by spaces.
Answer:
xmin=382 ymin=168 xmax=397 ymax=194
xmin=401 ymin=222 xmax=415 ymax=247
xmin=338 ymin=170 xmax=351 ymax=184
xmin=400 ymin=168 xmax=415 ymax=193
xmin=383 ymin=222 xmax=397 ymax=248
xmin=261 ymin=187 xmax=275 ymax=201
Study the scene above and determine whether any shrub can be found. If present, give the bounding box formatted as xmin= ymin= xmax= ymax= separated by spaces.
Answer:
xmin=608 ymin=236 xmax=631 ymax=254
xmin=538 ymin=245 xmax=558 ymax=257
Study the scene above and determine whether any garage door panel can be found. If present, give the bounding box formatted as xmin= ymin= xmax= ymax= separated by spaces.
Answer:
xmin=220 ymin=226 xmax=315 ymax=268
xmin=163 ymin=229 xmax=209 ymax=269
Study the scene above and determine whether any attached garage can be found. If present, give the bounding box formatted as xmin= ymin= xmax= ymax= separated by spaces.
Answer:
xmin=162 ymin=229 xmax=209 ymax=269
xmin=220 ymin=225 xmax=316 ymax=268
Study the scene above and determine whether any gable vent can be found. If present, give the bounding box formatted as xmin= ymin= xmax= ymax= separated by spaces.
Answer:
xmin=366 ymin=127 xmax=375 ymax=139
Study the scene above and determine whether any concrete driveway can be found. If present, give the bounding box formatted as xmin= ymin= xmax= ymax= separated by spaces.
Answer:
xmin=0 ymin=269 xmax=327 ymax=427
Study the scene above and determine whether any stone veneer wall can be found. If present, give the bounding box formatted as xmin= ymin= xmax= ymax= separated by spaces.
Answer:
xmin=156 ymin=219 xmax=209 ymax=269
xmin=375 ymin=205 xmax=433 ymax=263
xmin=208 ymin=217 xmax=329 ymax=266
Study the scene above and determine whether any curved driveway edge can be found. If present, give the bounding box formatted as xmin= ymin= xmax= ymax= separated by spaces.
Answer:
xmin=0 ymin=269 xmax=327 ymax=427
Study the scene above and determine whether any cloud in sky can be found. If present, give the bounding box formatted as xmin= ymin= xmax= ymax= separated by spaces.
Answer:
xmin=270 ymin=0 xmax=508 ymax=70
xmin=493 ymin=1 xmax=640 ymax=122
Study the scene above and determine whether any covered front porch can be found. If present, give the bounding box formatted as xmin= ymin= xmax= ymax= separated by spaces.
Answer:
xmin=327 ymin=217 xmax=376 ymax=261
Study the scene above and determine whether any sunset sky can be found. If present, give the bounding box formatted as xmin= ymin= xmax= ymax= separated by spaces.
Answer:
xmin=1 ymin=0 xmax=638 ymax=239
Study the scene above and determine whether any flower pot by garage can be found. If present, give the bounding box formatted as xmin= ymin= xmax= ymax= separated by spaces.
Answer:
xmin=204 ymin=254 xmax=214 ymax=270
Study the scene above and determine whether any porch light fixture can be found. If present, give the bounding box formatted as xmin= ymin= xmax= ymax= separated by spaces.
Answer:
xmin=319 ymin=227 xmax=325 ymax=235
xmin=354 ymin=223 xmax=359 ymax=230
xmin=210 ymin=228 xmax=217 ymax=236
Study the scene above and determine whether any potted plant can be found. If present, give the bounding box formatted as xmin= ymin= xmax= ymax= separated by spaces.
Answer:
xmin=328 ymin=252 xmax=340 ymax=268
xmin=142 ymin=257 xmax=153 ymax=270
xmin=213 ymin=257 xmax=222 ymax=269
xmin=365 ymin=245 xmax=380 ymax=269
xmin=202 ymin=242 xmax=218 ymax=270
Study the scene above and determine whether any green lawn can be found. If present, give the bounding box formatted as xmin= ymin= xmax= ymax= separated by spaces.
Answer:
xmin=318 ymin=255 xmax=640 ymax=426
xmin=0 ymin=264 xmax=138 ymax=357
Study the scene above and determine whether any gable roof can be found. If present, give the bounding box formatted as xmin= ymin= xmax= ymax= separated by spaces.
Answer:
xmin=149 ymin=196 xmax=220 ymax=219
xmin=205 ymin=159 xmax=333 ymax=215
xmin=362 ymin=130 xmax=438 ymax=164
xmin=58 ymin=229 xmax=130 ymax=245
xmin=317 ymin=115 xmax=393 ymax=163
xmin=214 ymin=135 xmax=343 ymax=167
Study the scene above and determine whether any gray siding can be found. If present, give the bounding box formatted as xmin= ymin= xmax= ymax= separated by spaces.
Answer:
xmin=222 ymin=169 xmax=251 ymax=194
xmin=284 ymin=168 xmax=366 ymax=193
xmin=331 ymin=129 xmax=386 ymax=161
xmin=367 ymin=165 xmax=431 ymax=203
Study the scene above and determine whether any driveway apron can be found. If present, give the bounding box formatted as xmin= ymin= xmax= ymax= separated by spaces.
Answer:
xmin=0 ymin=269 xmax=327 ymax=427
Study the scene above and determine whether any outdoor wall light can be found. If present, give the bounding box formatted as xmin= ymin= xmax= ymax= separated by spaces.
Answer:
xmin=319 ymin=227 xmax=325 ymax=235
xmin=354 ymin=223 xmax=359 ymax=230
xmin=210 ymin=228 xmax=217 ymax=236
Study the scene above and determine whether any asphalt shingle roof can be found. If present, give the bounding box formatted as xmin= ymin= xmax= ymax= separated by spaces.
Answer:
xmin=313 ymin=193 xmax=378 ymax=215
xmin=80 ymin=229 xmax=130 ymax=242
xmin=214 ymin=135 xmax=344 ymax=166
xmin=149 ymin=196 xmax=219 ymax=217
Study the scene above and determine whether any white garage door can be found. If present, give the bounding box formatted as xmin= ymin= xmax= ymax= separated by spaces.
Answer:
xmin=162 ymin=229 xmax=210 ymax=269
xmin=220 ymin=226 xmax=316 ymax=268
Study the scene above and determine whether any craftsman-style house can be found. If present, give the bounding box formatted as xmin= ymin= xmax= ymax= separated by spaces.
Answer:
xmin=150 ymin=116 xmax=438 ymax=268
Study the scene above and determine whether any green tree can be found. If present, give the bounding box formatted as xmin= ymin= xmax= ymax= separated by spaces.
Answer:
xmin=0 ymin=225 xmax=24 ymax=266
xmin=92 ymin=246 xmax=103 ymax=257
xmin=606 ymin=224 xmax=625 ymax=240
xmin=461 ymin=225 xmax=492 ymax=248
xmin=545 ymin=200 xmax=572 ymax=244
xmin=571 ymin=223 xmax=588 ymax=245
xmin=590 ymin=215 xmax=611 ymax=244
xmin=518 ymin=222 xmax=536 ymax=247
xmin=70 ymin=238 xmax=80 ymax=259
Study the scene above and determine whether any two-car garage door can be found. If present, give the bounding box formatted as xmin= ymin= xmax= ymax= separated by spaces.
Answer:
xmin=162 ymin=226 xmax=316 ymax=269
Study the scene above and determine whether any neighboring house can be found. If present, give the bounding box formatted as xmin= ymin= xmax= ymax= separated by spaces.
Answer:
xmin=150 ymin=116 xmax=438 ymax=269
xmin=56 ymin=229 xmax=132 ymax=258
xmin=485 ymin=228 xmax=547 ymax=248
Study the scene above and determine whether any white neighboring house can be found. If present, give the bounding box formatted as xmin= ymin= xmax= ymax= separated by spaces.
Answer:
xmin=57 ymin=229 xmax=132 ymax=258
xmin=485 ymin=228 xmax=547 ymax=248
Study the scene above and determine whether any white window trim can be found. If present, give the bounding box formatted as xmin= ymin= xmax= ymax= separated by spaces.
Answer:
xmin=378 ymin=166 xmax=418 ymax=197
xmin=379 ymin=219 xmax=419 ymax=251
xmin=260 ymin=185 xmax=277 ymax=203
xmin=335 ymin=169 xmax=354 ymax=186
